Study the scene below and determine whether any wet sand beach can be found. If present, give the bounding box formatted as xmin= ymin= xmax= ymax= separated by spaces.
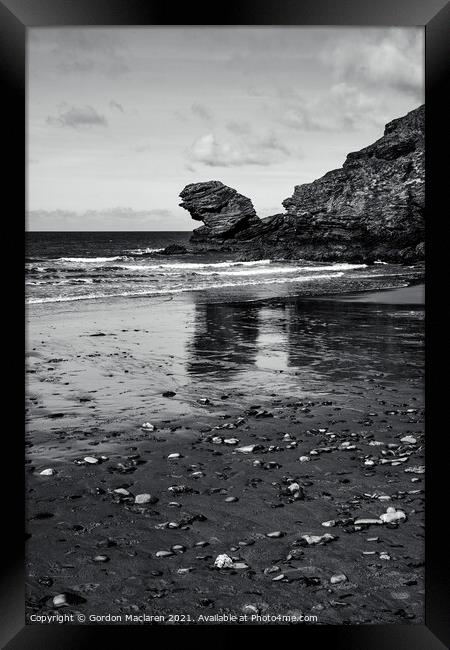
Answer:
xmin=25 ymin=281 xmax=425 ymax=624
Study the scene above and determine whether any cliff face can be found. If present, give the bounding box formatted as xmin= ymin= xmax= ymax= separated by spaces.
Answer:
xmin=179 ymin=105 xmax=425 ymax=263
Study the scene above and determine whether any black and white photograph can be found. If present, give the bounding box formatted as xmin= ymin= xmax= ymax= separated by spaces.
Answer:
xmin=24 ymin=24 xmax=428 ymax=627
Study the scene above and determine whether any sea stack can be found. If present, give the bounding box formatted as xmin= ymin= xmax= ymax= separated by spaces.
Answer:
xmin=179 ymin=180 xmax=262 ymax=245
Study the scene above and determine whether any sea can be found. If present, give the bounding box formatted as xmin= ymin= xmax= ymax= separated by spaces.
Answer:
xmin=26 ymin=231 xmax=421 ymax=305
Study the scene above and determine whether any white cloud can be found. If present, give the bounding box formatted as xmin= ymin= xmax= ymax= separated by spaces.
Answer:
xmin=327 ymin=29 xmax=423 ymax=98
xmin=187 ymin=128 xmax=295 ymax=167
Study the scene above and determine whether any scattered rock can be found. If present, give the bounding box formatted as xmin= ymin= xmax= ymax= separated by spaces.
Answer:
xmin=39 ymin=468 xmax=56 ymax=476
xmin=236 ymin=445 xmax=261 ymax=454
xmin=401 ymin=435 xmax=417 ymax=444
xmin=300 ymin=533 xmax=336 ymax=546
xmin=379 ymin=507 xmax=407 ymax=524
xmin=214 ymin=554 xmax=234 ymax=569
xmin=83 ymin=456 xmax=99 ymax=465
xmin=330 ymin=573 xmax=348 ymax=584
xmin=134 ymin=493 xmax=158 ymax=505
xmin=156 ymin=550 xmax=174 ymax=558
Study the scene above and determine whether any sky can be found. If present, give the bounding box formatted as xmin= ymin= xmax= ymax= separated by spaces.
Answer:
xmin=27 ymin=27 xmax=424 ymax=231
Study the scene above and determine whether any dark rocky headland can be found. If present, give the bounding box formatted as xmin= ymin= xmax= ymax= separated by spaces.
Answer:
xmin=178 ymin=105 xmax=424 ymax=264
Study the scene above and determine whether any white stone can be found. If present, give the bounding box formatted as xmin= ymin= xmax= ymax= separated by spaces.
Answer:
xmin=401 ymin=435 xmax=417 ymax=444
xmin=39 ymin=468 xmax=55 ymax=476
xmin=113 ymin=488 xmax=130 ymax=496
xmin=299 ymin=456 xmax=310 ymax=462
xmin=236 ymin=445 xmax=258 ymax=453
xmin=168 ymin=453 xmax=182 ymax=460
xmin=224 ymin=438 xmax=239 ymax=445
xmin=379 ymin=507 xmax=406 ymax=524
xmin=321 ymin=520 xmax=336 ymax=528
xmin=354 ymin=518 xmax=382 ymax=525
xmin=141 ymin=422 xmax=155 ymax=430
xmin=53 ymin=594 xmax=67 ymax=607
xmin=214 ymin=554 xmax=234 ymax=569
xmin=301 ymin=533 xmax=335 ymax=545
xmin=288 ymin=482 xmax=301 ymax=493
xmin=330 ymin=573 xmax=347 ymax=584
xmin=83 ymin=456 xmax=99 ymax=464
xmin=135 ymin=493 xmax=153 ymax=504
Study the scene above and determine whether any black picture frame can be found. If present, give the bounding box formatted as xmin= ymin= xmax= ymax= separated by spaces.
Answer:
xmin=2 ymin=0 xmax=449 ymax=646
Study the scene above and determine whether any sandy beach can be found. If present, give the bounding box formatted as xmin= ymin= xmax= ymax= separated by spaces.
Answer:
xmin=25 ymin=282 xmax=425 ymax=624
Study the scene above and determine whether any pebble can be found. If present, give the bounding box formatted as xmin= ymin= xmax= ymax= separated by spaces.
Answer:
xmin=113 ymin=488 xmax=130 ymax=496
xmin=92 ymin=555 xmax=109 ymax=563
xmin=168 ymin=453 xmax=182 ymax=460
xmin=287 ymin=482 xmax=301 ymax=493
xmin=405 ymin=465 xmax=425 ymax=474
xmin=301 ymin=533 xmax=335 ymax=546
xmin=134 ymin=493 xmax=158 ymax=505
xmin=401 ymin=435 xmax=417 ymax=444
xmin=233 ymin=562 xmax=249 ymax=570
xmin=354 ymin=518 xmax=382 ymax=526
xmin=39 ymin=468 xmax=56 ymax=476
xmin=171 ymin=545 xmax=186 ymax=553
xmin=225 ymin=496 xmax=239 ymax=503
xmin=266 ymin=531 xmax=285 ymax=538
xmin=242 ymin=604 xmax=259 ymax=615
xmin=236 ymin=445 xmax=259 ymax=453
xmin=224 ymin=438 xmax=239 ymax=445
xmin=330 ymin=573 xmax=347 ymax=584
xmin=379 ymin=552 xmax=391 ymax=560
xmin=379 ymin=507 xmax=407 ymax=524
xmin=83 ymin=456 xmax=99 ymax=464
xmin=141 ymin=422 xmax=155 ymax=431
xmin=321 ymin=520 xmax=336 ymax=527
xmin=52 ymin=594 xmax=67 ymax=607
xmin=214 ymin=554 xmax=234 ymax=569
xmin=299 ymin=456 xmax=310 ymax=463
xmin=156 ymin=550 xmax=174 ymax=558
xmin=162 ymin=391 xmax=176 ymax=397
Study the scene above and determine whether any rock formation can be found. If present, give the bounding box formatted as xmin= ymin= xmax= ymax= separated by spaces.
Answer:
xmin=179 ymin=105 xmax=425 ymax=263
xmin=179 ymin=181 xmax=261 ymax=245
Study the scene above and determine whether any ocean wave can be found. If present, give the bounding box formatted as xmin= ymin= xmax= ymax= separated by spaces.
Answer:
xmin=26 ymin=272 xmax=345 ymax=304
xmin=194 ymin=263 xmax=366 ymax=277
xmin=55 ymin=256 xmax=127 ymax=263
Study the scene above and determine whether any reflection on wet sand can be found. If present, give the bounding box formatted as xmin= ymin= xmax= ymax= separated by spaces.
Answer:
xmin=186 ymin=295 xmax=424 ymax=387
xmin=186 ymin=302 xmax=260 ymax=378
